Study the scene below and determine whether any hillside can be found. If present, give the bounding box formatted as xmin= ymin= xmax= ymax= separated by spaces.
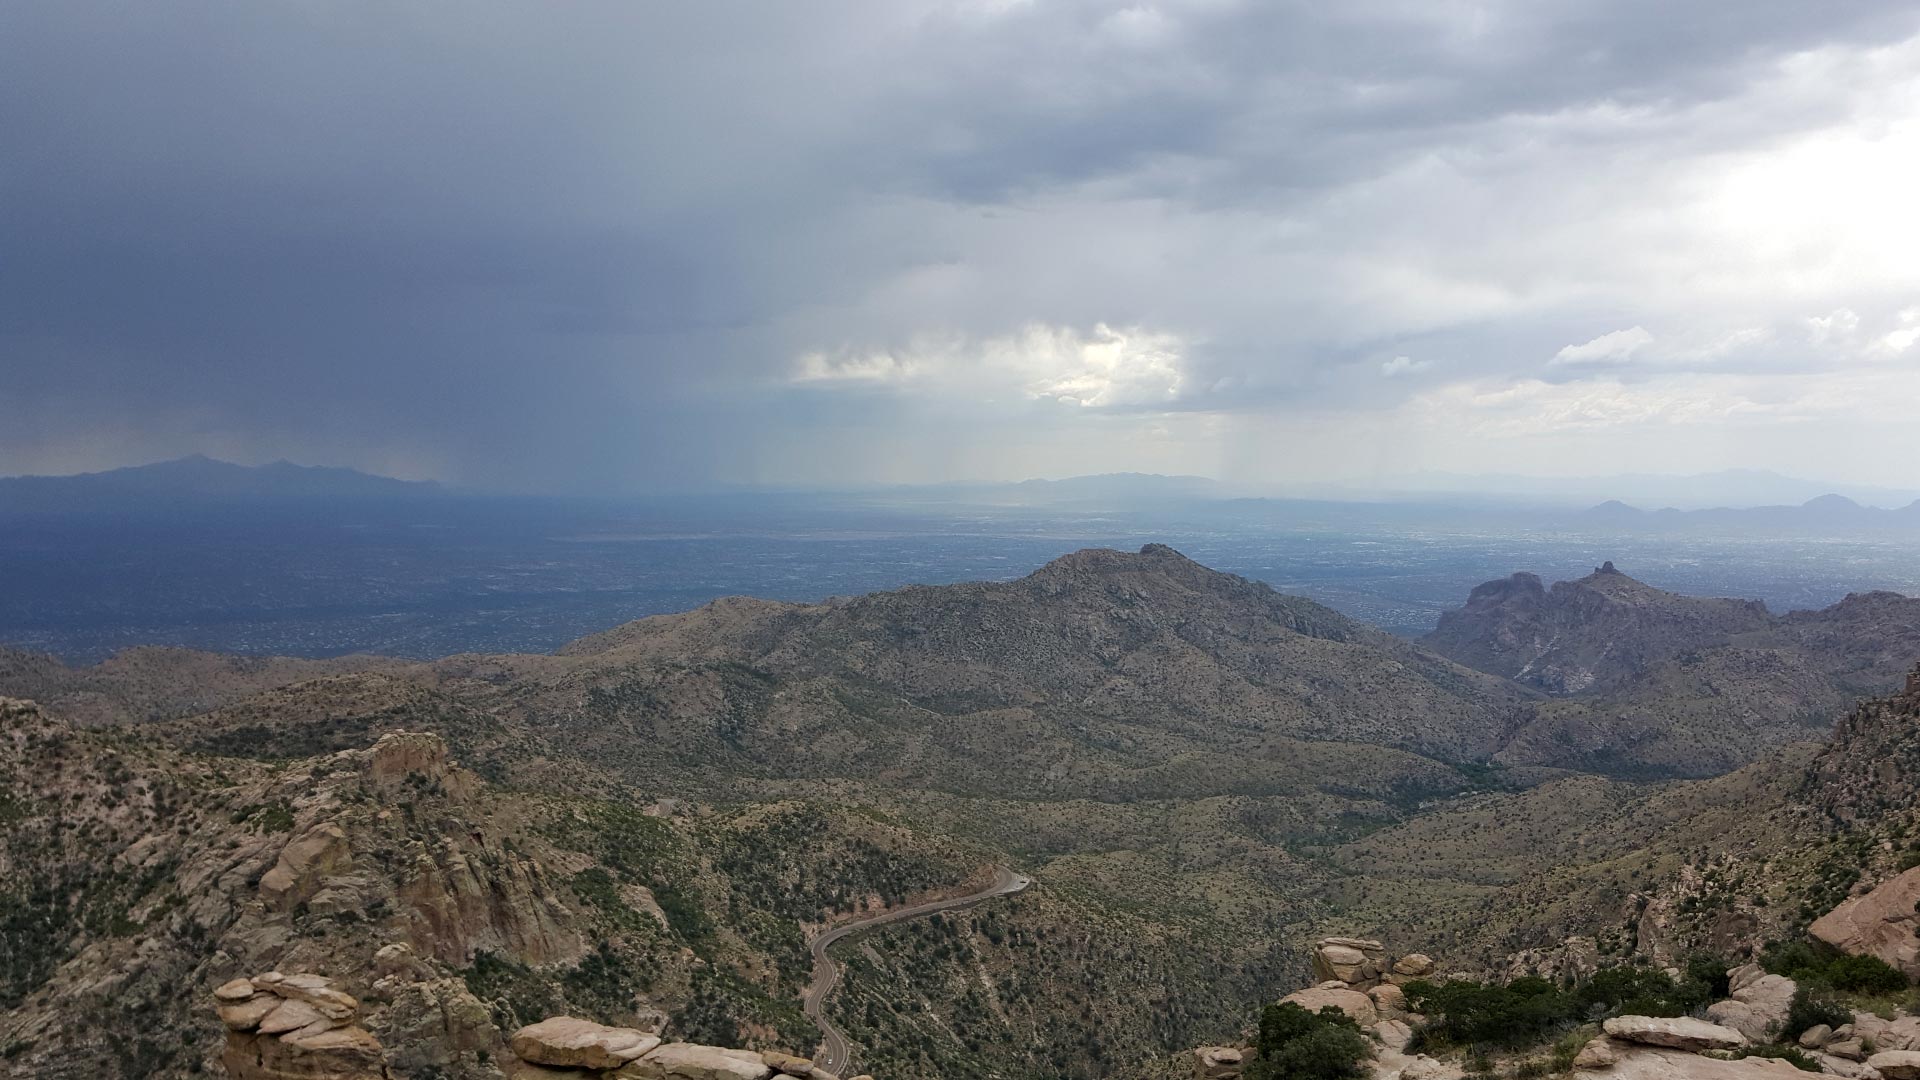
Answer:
xmin=7 ymin=549 xmax=1920 ymax=1080
xmin=1427 ymin=565 xmax=1920 ymax=777
xmin=0 ymin=547 xmax=1543 ymax=1080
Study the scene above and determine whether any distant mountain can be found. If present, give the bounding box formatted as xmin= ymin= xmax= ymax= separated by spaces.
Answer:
xmin=1580 ymin=493 xmax=1920 ymax=532
xmin=1424 ymin=562 xmax=1774 ymax=695
xmin=0 ymin=455 xmax=440 ymax=512
xmin=1426 ymin=564 xmax=1920 ymax=777
xmin=1396 ymin=468 xmax=1920 ymax=509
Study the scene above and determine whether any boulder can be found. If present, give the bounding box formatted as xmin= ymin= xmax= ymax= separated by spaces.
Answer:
xmin=1706 ymin=974 xmax=1796 ymax=1041
xmin=1313 ymin=938 xmax=1387 ymax=985
xmin=219 ymin=996 xmax=283 ymax=1031
xmin=266 ymin=973 xmax=360 ymax=1020
xmin=1396 ymin=1056 xmax=1461 ymax=1080
xmin=1370 ymin=983 xmax=1408 ymax=1016
xmin=257 ymin=999 xmax=330 ymax=1036
xmin=1815 ymin=1055 xmax=1884 ymax=1080
xmin=1870 ymin=1051 xmax=1920 ymax=1080
xmin=1727 ymin=964 xmax=1767 ymax=994
xmin=1281 ymin=986 xmax=1378 ymax=1026
xmin=1797 ymin=1024 xmax=1833 ymax=1049
xmin=761 ymin=1051 xmax=815 ymax=1077
xmin=1602 ymin=1015 xmax=1747 ymax=1052
xmin=1852 ymin=1011 xmax=1920 ymax=1053
xmin=215 ymin=977 xmax=260 ymax=1002
xmin=620 ymin=1043 xmax=774 ymax=1080
xmin=1393 ymin=954 xmax=1435 ymax=978
xmin=1810 ymin=866 xmax=1920 ymax=980
xmin=1827 ymin=1039 xmax=1867 ymax=1062
xmin=1372 ymin=1020 xmax=1413 ymax=1052
xmin=1600 ymin=1046 xmax=1820 ymax=1078
xmin=1193 ymin=1045 xmax=1244 ymax=1080
xmin=511 ymin=1017 xmax=662 ymax=1069
xmin=1572 ymin=1038 xmax=1619 ymax=1070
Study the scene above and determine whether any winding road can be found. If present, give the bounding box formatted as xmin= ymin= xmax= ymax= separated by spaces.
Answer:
xmin=803 ymin=866 xmax=1032 ymax=1077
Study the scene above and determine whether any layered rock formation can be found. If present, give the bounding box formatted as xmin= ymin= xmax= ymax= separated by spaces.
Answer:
xmin=216 ymin=973 xmax=387 ymax=1080
xmin=1704 ymin=964 xmax=1796 ymax=1042
xmin=504 ymin=1016 xmax=854 ymax=1080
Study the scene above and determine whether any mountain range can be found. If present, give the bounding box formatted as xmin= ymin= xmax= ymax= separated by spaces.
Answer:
xmin=0 ymin=455 xmax=440 ymax=512
xmin=1584 ymin=494 xmax=1920 ymax=532
xmin=3 ymin=545 xmax=1920 ymax=1079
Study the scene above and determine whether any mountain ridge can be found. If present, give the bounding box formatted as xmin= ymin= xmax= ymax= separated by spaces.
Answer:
xmin=1427 ymin=564 xmax=1920 ymax=777
xmin=0 ymin=455 xmax=440 ymax=511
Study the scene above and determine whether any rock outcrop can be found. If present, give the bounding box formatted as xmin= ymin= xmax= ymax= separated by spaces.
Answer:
xmin=510 ymin=1018 xmax=662 ymax=1070
xmin=1870 ymin=1051 xmax=1920 ymax=1080
xmin=215 ymin=973 xmax=388 ymax=1080
xmin=1312 ymin=938 xmax=1388 ymax=987
xmin=1705 ymin=970 xmax=1796 ymax=1041
xmin=1278 ymin=986 xmax=1377 ymax=1026
xmin=1601 ymin=1015 xmax=1748 ymax=1052
xmin=1811 ymin=866 xmax=1920 ymax=980
xmin=1192 ymin=1047 xmax=1244 ymax=1080
xmin=502 ymin=1017 xmax=843 ymax=1080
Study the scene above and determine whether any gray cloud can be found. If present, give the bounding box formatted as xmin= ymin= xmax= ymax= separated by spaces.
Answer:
xmin=5 ymin=1 xmax=1920 ymax=489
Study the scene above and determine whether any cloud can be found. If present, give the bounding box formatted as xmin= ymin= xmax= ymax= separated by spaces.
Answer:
xmin=792 ymin=323 xmax=1188 ymax=409
xmin=1549 ymin=327 xmax=1655 ymax=368
xmin=4 ymin=3 xmax=1920 ymax=488
xmin=1877 ymin=307 xmax=1920 ymax=354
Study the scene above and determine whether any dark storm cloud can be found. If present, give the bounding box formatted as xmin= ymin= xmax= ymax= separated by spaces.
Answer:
xmin=3 ymin=2 xmax=1918 ymax=488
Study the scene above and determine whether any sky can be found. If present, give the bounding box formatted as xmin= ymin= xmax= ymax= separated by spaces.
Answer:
xmin=4 ymin=1 xmax=1920 ymax=494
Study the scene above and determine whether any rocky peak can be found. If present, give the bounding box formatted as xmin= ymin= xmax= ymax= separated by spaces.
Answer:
xmin=1426 ymin=565 xmax=1774 ymax=694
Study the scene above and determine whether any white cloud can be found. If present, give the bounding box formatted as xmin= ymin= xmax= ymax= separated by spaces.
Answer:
xmin=1877 ymin=307 xmax=1920 ymax=354
xmin=1549 ymin=326 xmax=1654 ymax=368
xmin=791 ymin=323 xmax=1188 ymax=409
xmin=1380 ymin=355 xmax=1432 ymax=377
xmin=1806 ymin=308 xmax=1861 ymax=346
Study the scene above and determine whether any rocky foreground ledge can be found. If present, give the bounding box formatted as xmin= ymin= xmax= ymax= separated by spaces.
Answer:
xmin=212 ymin=976 xmax=875 ymax=1080
xmin=1187 ymin=939 xmax=1920 ymax=1080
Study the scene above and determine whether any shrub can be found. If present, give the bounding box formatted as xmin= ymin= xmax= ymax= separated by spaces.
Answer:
xmin=1403 ymin=979 xmax=1575 ymax=1049
xmin=1825 ymin=953 xmax=1908 ymax=994
xmin=1684 ymin=953 xmax=1732 ymax=1000
xmin=1782 ymin=987 xmax=1851 ymax=1040
xmin=1762 ymin=936 xmax=1910 ymax=993
xmin=1575 ymin=964 xmax=1711 ymax=1017
xmin=1730 ymin=1045 xmax=1821 ymax=1072
xmin=1251 ymin=1003 xmax=1370 ymax=1080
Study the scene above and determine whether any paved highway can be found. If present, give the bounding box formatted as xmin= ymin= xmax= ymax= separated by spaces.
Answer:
xmin=803 ymin=867 xmax=1031 ymax=1077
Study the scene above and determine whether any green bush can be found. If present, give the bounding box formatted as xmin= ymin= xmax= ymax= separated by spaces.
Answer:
xmin=1574 ymin=964 xmax=1712 ymax=1017
xmin=1730 ymin=1045 xmax=1821 ymax=1072
xmin=1403 ymin=979 xmax=1576 ymax=1049
xmin=1783 ymin=987 xmax=1851 ymax=1040
xmin=1252 ymin=1003 xmax=1370 ymax=1080
xmin=1762 ymin=937 xmax=1910 ymax=993
xmin=1405 ymin=962 xmax=1723 ymax=1053
xmin=1825 ymin=953 xmax=1908 ymax=994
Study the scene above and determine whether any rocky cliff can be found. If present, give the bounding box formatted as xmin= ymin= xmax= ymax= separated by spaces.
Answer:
xmin=1427 ymin=565 xmax=1920 ymax=777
